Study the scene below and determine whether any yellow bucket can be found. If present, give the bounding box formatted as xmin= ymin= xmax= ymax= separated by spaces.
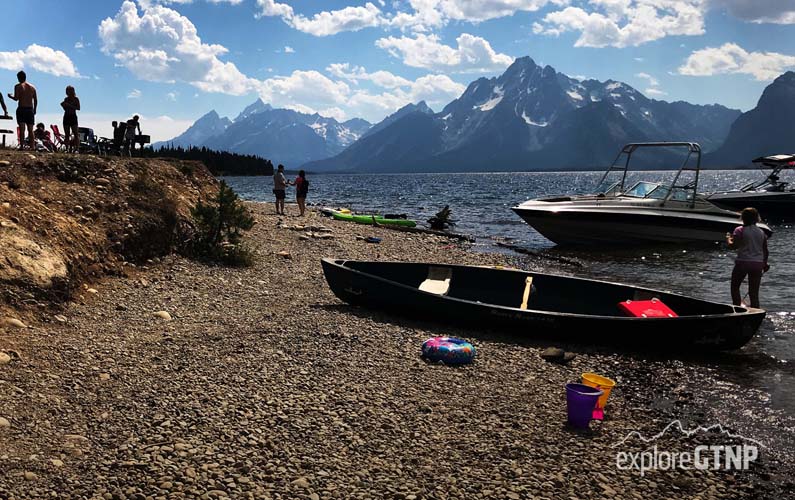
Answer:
xmin=582 ymin=373 xmax=616 ymax=410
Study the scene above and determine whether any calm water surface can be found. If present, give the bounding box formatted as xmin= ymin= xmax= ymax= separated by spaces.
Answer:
xmin=224 ymin=170 xmax=795 ymax=416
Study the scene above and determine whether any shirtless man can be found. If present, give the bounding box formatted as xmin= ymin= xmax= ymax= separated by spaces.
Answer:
xmin=7 ymin=71 xmax=37 ymax=149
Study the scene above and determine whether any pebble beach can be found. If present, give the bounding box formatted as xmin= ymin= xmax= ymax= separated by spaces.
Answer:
xmin=0 ymin=202 xmax=793 ymax=499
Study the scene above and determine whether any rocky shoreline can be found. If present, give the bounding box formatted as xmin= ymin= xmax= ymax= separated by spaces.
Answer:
xmin=1 ymin=201 xmax=793 ymax=499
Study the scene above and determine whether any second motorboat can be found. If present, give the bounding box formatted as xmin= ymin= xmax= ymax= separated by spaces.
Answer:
xmin=513 ymin=142 xmax=771 ymax=246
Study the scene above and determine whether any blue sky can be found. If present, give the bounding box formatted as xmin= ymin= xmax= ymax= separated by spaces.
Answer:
xmin=3 ymin=0 xmax=795 ymax=141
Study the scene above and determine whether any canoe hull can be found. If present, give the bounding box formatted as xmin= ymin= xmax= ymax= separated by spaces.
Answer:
xmin=321 ymin=259 xmax=764 ymax=352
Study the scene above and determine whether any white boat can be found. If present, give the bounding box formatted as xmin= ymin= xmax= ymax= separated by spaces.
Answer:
xmin=512 ymin=142 xmax=772 ymax=246
xmin=707 ymin=154 xmax=795 ymax=220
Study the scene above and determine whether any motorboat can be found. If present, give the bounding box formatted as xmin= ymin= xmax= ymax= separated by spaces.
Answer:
xmin=512 ymin=142 xmax=771 ymax=246
xmin=321 ymin=259 xmax=765 ymax=351
xmin=707 ymin=154 xmax=795 ymax=220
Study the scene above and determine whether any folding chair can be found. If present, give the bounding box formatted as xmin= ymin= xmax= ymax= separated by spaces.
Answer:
xmin=50 ymin=124 xmax=67 ymax=151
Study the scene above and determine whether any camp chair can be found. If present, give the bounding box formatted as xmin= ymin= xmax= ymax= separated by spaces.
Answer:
xmin=50 ymin=124 xmax=67 ymax=151
xmin=78 ymin=127 xmax=100 ymax=155
xmin=419 ymin=266 xmax=452 ymax=295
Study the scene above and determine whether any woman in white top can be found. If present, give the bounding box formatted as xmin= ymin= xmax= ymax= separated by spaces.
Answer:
xmin=726 ymin=207 xmax=769 ymax=308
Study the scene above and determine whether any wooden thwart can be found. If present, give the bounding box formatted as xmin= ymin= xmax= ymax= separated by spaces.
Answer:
xmin=520 ymin=276 xmax=533 ymax=310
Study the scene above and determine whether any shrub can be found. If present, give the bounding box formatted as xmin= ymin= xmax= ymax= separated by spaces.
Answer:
xmin=186 ymin=181 xmax=255 ymax=266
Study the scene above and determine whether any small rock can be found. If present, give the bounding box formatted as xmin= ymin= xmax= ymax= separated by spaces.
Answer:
xmin=292 ymin=477 xmax=310 ymax=489
xmin=309 ymin=494 xmax=320 ymax=500
xmin=0 ymin=352 xmax=10 ymax=365
xmin=24 ymin=471 xmax=37 ymax=481
xmin=540 ymin=347 xmax=564 ymax=361
xmin=99 ymin=373 xmax=111 ymax=381
xmin=277 ymin=251 xmax=292 ymax=259
xmin=10 ymin=216 xmax=19 ymax=224
xmin=154 ymin=311 xmax=172 ymax=321
xmin=50 ymin=459 xmax=64 ymax=467
xmin=2 ymin=318 xmax=27 ymax=329
xmin=86 ymin=288 xmax=98 ymax=294
xmin=540 ymin=347 xmax=576 ymax=364
xmin=95 ymin=178 xmax=111 ymax=186
xmin=0 ymin=160 xmax=10 ymax=167
xmin=0 ymin=417 xmax=10 ymax=428
xmin=54 ymin=315 xmax=67 ymax=323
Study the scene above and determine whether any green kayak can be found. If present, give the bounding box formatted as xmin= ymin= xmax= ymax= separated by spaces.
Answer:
xmin=332 ymin=211 xmax=417 ymax=227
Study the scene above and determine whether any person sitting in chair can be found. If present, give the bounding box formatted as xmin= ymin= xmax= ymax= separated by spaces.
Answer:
xmin=34 ymin=123 xmax=55 ymax=152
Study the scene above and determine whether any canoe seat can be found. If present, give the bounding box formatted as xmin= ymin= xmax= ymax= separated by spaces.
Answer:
xmin=419 ymin=266 xmax=452 ymax=296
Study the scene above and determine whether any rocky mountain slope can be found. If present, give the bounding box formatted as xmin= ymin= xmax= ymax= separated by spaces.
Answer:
xmin=706 ymin=72 xmax=795 ymax=167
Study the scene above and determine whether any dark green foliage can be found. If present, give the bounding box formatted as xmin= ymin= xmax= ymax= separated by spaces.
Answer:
xmin=187 ymin=181 xmax=255 ymax=266
xmin=125 ymin=170 xmax=181 ymax=262
xmin=144 ymin=145 xmax=274 ymax=176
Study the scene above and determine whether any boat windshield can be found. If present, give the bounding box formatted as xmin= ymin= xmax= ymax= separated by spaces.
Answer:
xmin=594 ymin=180 xmax=622 ymax=195
xmin=647 ymin=186 xmax=695 ymax=202
xmin=623 ymin=181 xmax=661 ymax=198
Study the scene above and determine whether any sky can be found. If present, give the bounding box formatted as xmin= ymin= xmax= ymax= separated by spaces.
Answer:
xmin=3 ymin=0 xmax=795 ymax=142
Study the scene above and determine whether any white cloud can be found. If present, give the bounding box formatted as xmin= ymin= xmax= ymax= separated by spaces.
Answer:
xmin=256 ymin=70 xmax=351 ymax=111
xmin=127 ymin=88 xmax=143 ymax=99
xmin=710 ymin=0 xmax=795 ymax=24
xmin=99 ymin=0 xmax=257 ymax=95
xmin=389 ymin=0 xmax=565 ymax=31
xmin=635 ymin=72 xmax=658 ymax=86
xmin=256 ymin=0 xmax=565 ymax=35
xmin=0 ymin=44 xmax=81 ymax=77
xmin=645 ymin=87 xmax=667 ymax=96
xmin=376 ymin=33 xmax=514 ymax=73
xmin=678 ymin=43 xmax=795 ymax=81
xmin=535 ymin=0 xmax=705 ymax=48
xmin=256 ymin=1 xmax=384 ymax=36
xmin=253 ymin=65 xmax=464 ymax=122
xmin=327 ymin=63 xmax=412 ymax=88
xmin=284 ymin=45 xmax=295 ymax=53
xmin=74 ymin=41 xmax=85 ymax=50
xmin=166 ymin=91 xmax=178 ymax=101
xmin=139 ymin=0 xmax=243 ymax=6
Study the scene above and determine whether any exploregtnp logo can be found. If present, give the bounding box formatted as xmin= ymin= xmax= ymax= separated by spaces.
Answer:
xmin=612 ymin=420 xmax=765 ymax=476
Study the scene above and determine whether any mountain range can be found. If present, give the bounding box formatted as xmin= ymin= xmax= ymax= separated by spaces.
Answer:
xmin=155 ymin=99 xmax=372 ymax=167
xmin=160 ymin=57 xmax=794 ymax=172
xmin=307 ymin=57 xmax=741 ymax=172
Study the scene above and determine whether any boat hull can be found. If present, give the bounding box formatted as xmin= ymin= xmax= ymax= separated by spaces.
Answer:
xmin=511 ymin=206 xmax=741 ymax=246
xmin=321 ymin=259 xmax=765 ymax=352
xmin=707 ymin=191 xmax=795 ymax=220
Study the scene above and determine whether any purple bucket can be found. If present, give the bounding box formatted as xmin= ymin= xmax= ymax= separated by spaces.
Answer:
xmin=566 ymin=383 xmax=604 ymax=429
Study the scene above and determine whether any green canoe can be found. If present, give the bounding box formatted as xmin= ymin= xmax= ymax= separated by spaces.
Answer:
xmin=332 ymin=211 xmax=417 ymax=227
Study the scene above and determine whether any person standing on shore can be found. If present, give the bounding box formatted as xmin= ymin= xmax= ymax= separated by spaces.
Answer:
xmin=8 ymin=71 xmax=37 ymax=150
xmin=61 ymin=85 xmax=81 ymax=153
xmin=273 ymin=164 xmax=287 ymax=215
xmin=726 ymin=207 xmax=769 ymax=308
xmin=290 ymin=170 xmax=309 ymax=216
xmin=124 ymin=115 xmax=141 ymax=155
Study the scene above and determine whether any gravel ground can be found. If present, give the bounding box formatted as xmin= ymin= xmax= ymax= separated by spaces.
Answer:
xmin=0 ymin=202 xmax=792 ymax=499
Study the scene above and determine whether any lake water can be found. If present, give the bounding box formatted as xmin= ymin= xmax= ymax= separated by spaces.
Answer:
xmin=224 ymin=170 xmax=795 ymax=416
